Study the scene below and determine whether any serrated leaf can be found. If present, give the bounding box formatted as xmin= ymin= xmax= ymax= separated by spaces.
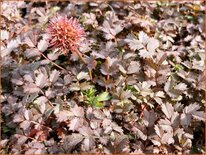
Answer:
xmin=161 ymin=102 xmax=174 ymax=119
xmin=139 ymin=49 xmax=154 ymax=58
xmin=23 ymin=83 xmax=41 ymax=94
xmin=13 ymin=114 xmax=24 ymax=123
xmin=1 ymin=37 xmax=21 ymax=57
xmin=180 ymin=113 xmax=192 ymax=127
xmin=63 ymin=134 xmax=84 ymax=152
xmin=77 ymin=71 xmax=89 ymax=81
xmin=97 ymin=92 xmax=110 ymax=102
xmin=37 ymin=38 xmax=48 ymax=52
xmin=34 ymin=96 xmax=48 ymax=113
xmin=147 ymin=38 xmax=159 ymax=53
xmin=56 ymin=110 xmax=72 ymax=122
xmin=69 ymin=117 xmax=83 ymax=131
xmin=16 ymin=134 xmax=28 ymax=145
xmin=192 ymin=111 xmax=205 ymax=121
xmin=35 ymin=73 xmax=48 ymax=88
xmin=143 ymin=109 xmax=156 ymax=127
xmin=70 ymin=105 xmax=84 ymax=117
xmin=24 ymin=48 xmax=40 ymax=58
xmin=174 ymin=83 xmax=187 ymax=91
xmin=82 ymin=137 xmax=95 ymax=151
xmin=107 ymin=135 xmax=129 ymax=154
xmin=78 ymin=126 xmax=93 ymax=137
xmin=49 ymin=69 xmax=60 ymax=83
xmin=155 ymin=91 xmax=165 ymax=97
xmin=138 ymin=31 xmax=149 ymax=45
xmin=161 ymin=132 xmax=174 ymax=145
xmin=125 ymin=34 xmax=143 ymax=51
xmin=69 ymin=82 xmax=80 ymax=91
xmin=127 ymin=61 xmax=140 ymax=74
xmin=171 ymin=111 xmax=180 ymax=127
xmin=151 ymin=139 xmax=161 ymax=146
xmin=184 ymin=103 xmax=201 ymax=114
xmin=20 ymin=120 xmax=31 ymax=130
xmin=154 ymin=125 xmax=161 ymax=137
xmin=135 ymin=127 xmax=147 ymax=141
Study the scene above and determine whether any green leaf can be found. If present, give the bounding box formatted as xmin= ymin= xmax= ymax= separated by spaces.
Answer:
xmin=94 ymin=102 xmax=104 ymax=109
xmin=92 ymin=97 xmax=98 ymax=106
xmin=2 ymin=126 xmax=10 ymax=133
xmin=186 ymin=15 xmax=194 ymax=21
xmin=92 ymin=97 xmax=104 ymax=109
xmin=97 ymin=92 xmax=110 ymax=102
xmin=174 ymin=64 xmax=184 ymax=71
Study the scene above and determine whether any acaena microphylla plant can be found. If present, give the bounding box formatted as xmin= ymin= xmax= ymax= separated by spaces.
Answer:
xmin=47 ymin=15 xmax=86 ymax=63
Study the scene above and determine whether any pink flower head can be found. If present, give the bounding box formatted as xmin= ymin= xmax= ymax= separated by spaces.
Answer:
xmin=47 ymin=15 xmax=85 ymax=55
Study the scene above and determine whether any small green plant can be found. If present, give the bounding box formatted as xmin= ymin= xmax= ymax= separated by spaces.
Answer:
xmin=174 ymin=64 xmax=184 ymax=72
xmin=83 ymin=88 xmax=110 ymax=109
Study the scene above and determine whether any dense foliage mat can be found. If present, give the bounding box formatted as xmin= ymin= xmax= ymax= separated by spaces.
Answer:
xmin=1 ymin=1 xmax=205 ymax=154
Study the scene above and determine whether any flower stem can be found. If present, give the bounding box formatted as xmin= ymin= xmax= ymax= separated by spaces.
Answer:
xmin=73 ymin=48 xmax=87 ymax=64
xmin=39 ymin=51 xmax=66 ymax=71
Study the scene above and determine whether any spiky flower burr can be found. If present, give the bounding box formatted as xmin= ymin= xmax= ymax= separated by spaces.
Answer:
xmin=47 ymin=15 xmax=85 ymax=56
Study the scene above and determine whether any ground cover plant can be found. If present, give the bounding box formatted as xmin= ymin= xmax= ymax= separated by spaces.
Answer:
xmin=0 ymin=0 xmax=205 ymax=154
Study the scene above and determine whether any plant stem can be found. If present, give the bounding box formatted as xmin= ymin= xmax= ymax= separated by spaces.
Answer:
xmin=106 ymin=57 xmax=110 ymax=91
xmin=39 ymin=51 xmax=66 ymax=71
xmin=73 ymin=48 xmax=94 ymax=81
xmin=140 ymin=104 xmax=147 ymax=118
xmin=89 ymin=70 xmax=93 ymax=81
xmin=155 ymin=68 xmax=159 ymax=87
xmin=73 ymin=48 xmax=87 ymax=64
